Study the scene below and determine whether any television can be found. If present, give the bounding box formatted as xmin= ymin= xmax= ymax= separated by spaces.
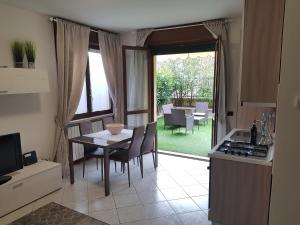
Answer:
xmin=0 ymin=133 xmax=23 ymax=179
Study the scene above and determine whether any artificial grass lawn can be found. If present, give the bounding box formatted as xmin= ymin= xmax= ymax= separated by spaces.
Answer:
xmin=157 ymin=116 xmax=212 ymax=157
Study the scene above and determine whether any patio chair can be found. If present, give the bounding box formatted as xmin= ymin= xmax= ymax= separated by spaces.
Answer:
xmin=171 ymin=108 xmax=194 ymax=135
xmin=162 ymin=103 xmax=174 ymax=129
xmin=194 ymin=102 xmax=209 ymax=125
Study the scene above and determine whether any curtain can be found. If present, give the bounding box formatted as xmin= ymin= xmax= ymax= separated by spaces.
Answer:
xmin=125 ymin=49 xmax=149 ymax=126
xmin=136 ymin=28 xmax=153 ymax=46
xmin=98 ymin=31 xmax=123 ymax=122
xmin=51 ymin=19 xmax=90 ymax=173
xmin=203 ymin=19 xmax=229 ymax=142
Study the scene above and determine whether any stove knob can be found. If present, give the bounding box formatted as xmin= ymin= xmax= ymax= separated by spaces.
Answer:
xmin=244 ymin=152 xmax=249 ymax=157
xmin=224 ymin=149 xmax=228 ymax=154
xmin=237 ymin=151 xmax=242 ymax=156
xmin=230 ymin=150 xmax=235 ymax=155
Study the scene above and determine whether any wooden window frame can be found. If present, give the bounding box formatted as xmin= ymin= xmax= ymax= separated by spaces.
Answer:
xmin=73 ymin=43 xmax=113 ymax=120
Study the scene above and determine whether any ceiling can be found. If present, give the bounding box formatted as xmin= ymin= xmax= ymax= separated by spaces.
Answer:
xmin=0 ymin=0 xmax=242 ymax=32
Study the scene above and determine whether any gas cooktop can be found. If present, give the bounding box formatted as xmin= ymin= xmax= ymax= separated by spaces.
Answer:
xmin=216 ymin=140 xmax=269 ymax=158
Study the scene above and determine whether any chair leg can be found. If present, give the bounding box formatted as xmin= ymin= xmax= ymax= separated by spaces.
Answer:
xmin=83 ymin=156 xmax=86 ymax=178
xmin=96 ymin=158 xmax=99 ymax=170
xmin=140 ymin=155 xmax=143 ymax=178
xmin=185 ymin=128 xmax=187 ymax=135
xmin=127 ymin=162 xmax=131 ymax=187
xmin=152 ymin=152 xmax=156 ymax=170
xmin=100 ymin=158 xmax=103 ymax=181
xmin=114 ymin=161 xmax=117 ymax=172
xmin=133 ymin=157 xmax=135 ymax=165
xmin=137 ymin=156 xmax=140 ymax=166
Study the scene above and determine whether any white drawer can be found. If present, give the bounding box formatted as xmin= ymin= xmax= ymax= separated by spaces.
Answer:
xmin=0 ymin=165 xmax=62 ymax=217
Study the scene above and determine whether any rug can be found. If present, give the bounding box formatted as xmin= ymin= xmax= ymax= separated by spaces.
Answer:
xmin=8 ymin=202 xmax=109 ymax=225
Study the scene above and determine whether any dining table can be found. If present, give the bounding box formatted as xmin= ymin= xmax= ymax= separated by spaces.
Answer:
xmin=68 ymin=128 xmax=158 ymax=196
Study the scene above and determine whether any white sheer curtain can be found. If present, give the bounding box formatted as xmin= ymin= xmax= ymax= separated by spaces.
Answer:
xmin=52 ymin=19 xmax=90 ymax=172
xmin=125 ymin=49 xmax=149 ymax=126
xmin=203 ymin=19 xmax=229 ymax=142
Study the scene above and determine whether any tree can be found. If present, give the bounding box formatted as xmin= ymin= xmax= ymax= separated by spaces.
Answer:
xmin=156 ymin=71 xmax=173 ymax=109
xmin=156 ymin=54 xmax=215 ymax=107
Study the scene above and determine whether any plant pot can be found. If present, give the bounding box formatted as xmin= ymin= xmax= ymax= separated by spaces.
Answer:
xmin=14 ymin=62 xmax=23 ymax=68
xmin=28 ymin=62 xmax=35 ymax=69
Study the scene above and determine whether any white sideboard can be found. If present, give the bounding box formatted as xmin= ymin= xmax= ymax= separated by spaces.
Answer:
xmin=0 ymin=160 xmax=62 ymax=217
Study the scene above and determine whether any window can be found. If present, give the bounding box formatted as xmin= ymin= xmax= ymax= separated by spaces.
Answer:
xmin=74 ymin=49 xmax=112 ymax=119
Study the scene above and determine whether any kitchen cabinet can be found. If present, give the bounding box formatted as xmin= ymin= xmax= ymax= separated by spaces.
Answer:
xmin=209 ymin=158 xmax=272 ymax=225
xmin=240 ymin=0 xmax=285 ymax=104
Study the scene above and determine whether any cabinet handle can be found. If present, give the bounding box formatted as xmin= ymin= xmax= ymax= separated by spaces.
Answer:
xmin=0 ymin=91 xmax=8 ymax=93
xmin=13 ymin=183 xmax=23 ymax=189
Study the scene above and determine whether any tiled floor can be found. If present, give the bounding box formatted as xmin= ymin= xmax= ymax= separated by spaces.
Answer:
xmin=0 ymin=154 xmax=220 ymax=225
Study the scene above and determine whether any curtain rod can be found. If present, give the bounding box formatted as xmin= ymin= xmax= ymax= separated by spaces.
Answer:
xmin=49 ymin=17 xmax=118 ymax=35
xmin=154 ymin=19 xmax=233 ymax=32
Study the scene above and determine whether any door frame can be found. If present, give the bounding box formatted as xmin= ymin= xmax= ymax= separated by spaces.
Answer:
xmin=122 ymin=45 xmax=154 ymax=125
xmin=149 ymin=43 xmax=218 ymax=148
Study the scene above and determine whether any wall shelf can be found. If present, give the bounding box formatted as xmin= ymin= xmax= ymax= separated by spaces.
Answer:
xmin=0 ymin=68 xmax=49 ymax=95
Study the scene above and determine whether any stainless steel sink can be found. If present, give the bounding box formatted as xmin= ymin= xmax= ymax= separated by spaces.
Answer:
xmin=230 ymin=130 xmax=251 ymax=143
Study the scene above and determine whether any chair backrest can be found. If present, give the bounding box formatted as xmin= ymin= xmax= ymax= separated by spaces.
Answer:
xmin=79 ymin=121 xmax=93 ymax=135
xmin=195 ymin=102 xmax=208 ymax=113
xmin=141 ymin=122 xmax=156 ymax=155
xmin=128 ymin=126 xmax=145 ymax=159
xmin=79 ymin=121 xmax=96 ymax=153
xmin=102 ymin=116 xmax=115 ymax=130
xmin=171 ymin=108 xmax=186 ymax=126
xmin=162 ymin=103 xmax=174 ymax=114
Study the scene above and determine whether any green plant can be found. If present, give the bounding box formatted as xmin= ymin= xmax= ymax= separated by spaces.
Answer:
xmin=11 ymin=41 xmax=24 ymax=63
xmin=24 ymin=41 xmax=36 ymax=62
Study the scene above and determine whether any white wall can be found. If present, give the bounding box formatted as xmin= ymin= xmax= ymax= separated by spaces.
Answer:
xmin=0 ymin=3 xmax=57 ymax=159
xmin=269 ymin=0 xmax=300 ymax=224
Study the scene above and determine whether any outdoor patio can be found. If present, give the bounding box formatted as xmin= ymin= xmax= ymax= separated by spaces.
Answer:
xmin=157 ymin=117 xmax=212 ymax=157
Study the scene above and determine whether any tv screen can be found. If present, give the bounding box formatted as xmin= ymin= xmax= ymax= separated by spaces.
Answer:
xmin=0 ymin=133 xmax=23 ymax=176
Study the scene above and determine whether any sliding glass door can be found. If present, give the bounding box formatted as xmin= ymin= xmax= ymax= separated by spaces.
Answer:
xmin=123 ymin=46 xmax=153 ymax=126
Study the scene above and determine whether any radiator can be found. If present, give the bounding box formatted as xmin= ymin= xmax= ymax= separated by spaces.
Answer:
xmin=67 ymin=120 xmax=103 ymax=161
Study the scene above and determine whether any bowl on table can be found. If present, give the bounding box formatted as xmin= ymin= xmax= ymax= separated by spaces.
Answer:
xmin=106 ymin=123 xmax=124 ymax=135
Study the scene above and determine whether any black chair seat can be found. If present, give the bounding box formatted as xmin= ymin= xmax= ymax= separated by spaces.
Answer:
xmin=110 ymin=149 xmax=129 ymax=162
xmin=86 ymin=148 xmax=104 ymax=158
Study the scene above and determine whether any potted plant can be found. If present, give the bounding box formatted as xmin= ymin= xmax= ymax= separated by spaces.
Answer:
xmin=11 ymin=41 xmax=24 ymax=68
xmin=24 ymin=41 xmax=36 ymax=68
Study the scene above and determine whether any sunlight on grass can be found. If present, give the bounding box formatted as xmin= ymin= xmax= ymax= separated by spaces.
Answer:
xmin=157 ymin=117 xmax=212 ymax=157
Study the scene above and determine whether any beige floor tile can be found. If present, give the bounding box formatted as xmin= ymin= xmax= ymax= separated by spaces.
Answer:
xmin=117 ymin=205 xmax=146 ymax=224
xmin=151 ymin=215 xmax=183 ymax=225
xmin=192 ymin=195 xmax=209 ymax=210
xmin=160 ymin=187 xmax=189 ymax=200
xmin=178 ymin=210 xmax=211 ymax=225
xmin=114 ymin=193 xmax=141 ymax=208
xmin=89 ymin=196 xmax=116 ymax=212
xmin=182 ymin=185 xmax=209 ymax=197
xmin=89 ymin=208 xmax=119 ymax=225
xmin=137 ymin=189 xmax=166 ymax=204
xmin=143 ymin=201 xmax=175 ymax=219
xmin=168 ymin=198 xmax=200 ymax=213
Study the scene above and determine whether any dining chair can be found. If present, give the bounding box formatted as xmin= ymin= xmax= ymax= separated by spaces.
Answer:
xmin=102 ymin=116 xmax=114 ymax=129
xmin=139 ymin=122 xmax=157 ymax=178
xmin=79 ymin=121 xmax=104 ymax=180
xmin=109 ymin=126 xmax=145 ymax=187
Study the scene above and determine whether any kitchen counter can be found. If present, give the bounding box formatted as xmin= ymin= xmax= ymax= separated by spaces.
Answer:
xmin=208 ymin=129 xmax=274 ymax=167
